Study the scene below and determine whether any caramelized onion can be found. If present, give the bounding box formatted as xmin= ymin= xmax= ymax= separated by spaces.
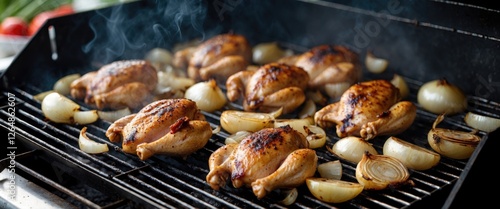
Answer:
xmin=252 ymin=42 xmax=293 ymax=65
xmin=220 ymin=108 xmax=282 ymax=134
xmin=428 ymin=114 xmax=481 ymax=159
xmin=97 ymin=108 xmax=132 ymax=122
xmin=383 ymin=136 xmax=440 ymax=170
xmin=417 ymin=79 xmax=467 ymax=115
xmin=306 ymin=178 xmax=363 ymax=203
xmin=274 ymin=117 xmax=314 ymax=137
xmin=355 ymin=152 xmax=413 ymax=190
xmin=278 ymin=188 xmax=298 ymax=206
xmin=304 ymin=125 xmax=327 ymax=149
xmin=324 ymin=82 xmax=351 ymax=101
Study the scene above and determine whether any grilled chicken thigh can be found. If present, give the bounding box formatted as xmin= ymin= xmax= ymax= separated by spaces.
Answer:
xmin=173 ymin=33 xmax=252 ymax=83
xmin=314 ymin=80 xmax=416 ymax=139
xmin=106 ymin=98 xmax=210 ymax=159
xmin=279 ymin=45 xmax=362 ymax=98
xmin=70 ymin=60 xmax=158 ymax=110
xmin=226 ymin=63 xmax=310 ymax=114
xmin=206 ymin=125 xmax=318 ymax=199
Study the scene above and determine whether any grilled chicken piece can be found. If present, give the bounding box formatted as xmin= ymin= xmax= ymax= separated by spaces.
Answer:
xmin=173 ymin=33 xmax=252 ymax=83
xmin=70 ymin=60 xmax=158 ymax=110
xmin=278 ymin=45 xmax=362 ymax=98
xmin=206 ymin=125 xmax=317 ymax=199
xmin=105 ymin=99 xmax=209 ymax=158
xmin=226 ymin=63 xmax=310 ymax=114
xmin=136 ymin=116 xmax=212 ymax=160
xmin=314 ymin=80 xmax=417 ymax=139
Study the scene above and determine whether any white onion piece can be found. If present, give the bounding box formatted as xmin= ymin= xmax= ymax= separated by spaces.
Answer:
xmin=185 ymin=80 xmax=227 ymax=112
xmin=157 ymin=71 xmax=195 ymax=90
xmin=304 ymin=125 xmax=327 ymax=149
xmin=464 ymin=112 xmax=500 ymax=133
xmin=327 ymin=136 xmax=378 ymax=163
xmin=53 ymin=73 xmax=80 ymax=95
xmin=428 ymin=114 xmax=480 ymax=159
xmin=42 ymin=92 xmax=81 ymax=124
xmin=252 ymin=42 xmax=293 ymax=65
xmin=73 ymin=110 xmax=99 ymax=125
xmin=317 ymin=160 xmax=342 ymax=180
xmin=274 ymin=117 xmax=314 ymax=137
xmin=79 ymin=127 xmax=109 ymax=154
xmin=145 ymin=48 xmax=173 ymax=66
xmin=98 ymin=108 xmax=132 ymax=122
xmin=298 ymin=99 xmax=316 ymax=119
xmin=33 ymin=90 xmax=55 ymax=102
xmin=306 ymin=178 xmax=363 ymax=203
xmin=417 ymin=79 xmax=467 ymax=115
xmin=220 ymin=108 xmax=282 ymax=134
xmin=391 ymin=74 xmax=409 ymax=99
xmin=324 ymin=82 xmax=351 ymax=100
xmin=278 ymin=188 xmax=298 ymax=206
xmin=225 ymin=131 xmax=252 ymax=145
xmin=355 ymin=152 xmax=413 ymax=190
xmin=383 ymin=136 xmax=440 ymax=170
xmin=365 ymin=52 xmax=389 ymax=74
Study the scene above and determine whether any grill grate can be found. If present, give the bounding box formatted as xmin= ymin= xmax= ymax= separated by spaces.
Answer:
xmin=0 ymin=72 xmax=495 ymax=208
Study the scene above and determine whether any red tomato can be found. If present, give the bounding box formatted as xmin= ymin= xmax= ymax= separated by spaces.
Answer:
xmin=0 ymin=17 xmax=29 ymax=36
xmin=27 ymin=5 xmax=74 ymax=36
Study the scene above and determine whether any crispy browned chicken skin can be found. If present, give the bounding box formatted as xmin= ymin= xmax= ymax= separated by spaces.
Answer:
xmin=226 ymin=62 xmax=310 ymax=114
xmin=206 ymin=125 xmax=317 ymax=199
xmin=173 ymin=33 xmax=252 ymax=83
xmin=279 ymin=45 xmax=362 ymax=97
xmin=314 ymin=79 xmax=417 ymax=139
xmin=106 ymin=99 xmax=210 ymax=159
xmin=70 ymin=60 xmax=158 ymax=110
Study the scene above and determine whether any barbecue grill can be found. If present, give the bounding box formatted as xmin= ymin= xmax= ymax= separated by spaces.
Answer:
xmin=1 ymin=0 xmax=499 ymax=208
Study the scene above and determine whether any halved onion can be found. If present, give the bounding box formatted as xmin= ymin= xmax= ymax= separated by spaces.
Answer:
xmin=304 ymin=125 xmax=327 ymax=149
xmin=220 ymin=108 xmax=282 ymax=134
xmin=327 ymin=136 xmax=378 ymax=163
xmin=97 ymin=108 xmax=132 ymax=122
xmin=428 ymin=114 xmax=480 ymax=159
xmin=417 ymin=79 xmax=467 ymax=115
xmin=225 ymin=131 xmax=252 ymax=145
xmin=391 ymin=74 xmax=409 ymax=99
xmin=252 ymin=42 xmax=293 ymax=65
xmin=42 ymin=92 xmax=98 ymax=124
xmin=464 ymin=112 xmax=500 ymax=133
xmin=355 ymin=152 xmax=413 ymax=190
xmin=274 ymin=117 xmax=314 ymax=137
xmin=365 ymin=51 xmax=389 ymax=74
xmin=306 ymin=178 xmax=363 ymax=203
xmin=79 ymin=127 xmax=109 ymax=154
xmin=383 ymin=136 xmax=440 ymax=170
xmin=53 ymin=73 xmax=81 ymax=95
xmin=317 ymin=160 xmax=342 ymax=180
xmin=185 ymin=79 xmax=227 ymax=112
